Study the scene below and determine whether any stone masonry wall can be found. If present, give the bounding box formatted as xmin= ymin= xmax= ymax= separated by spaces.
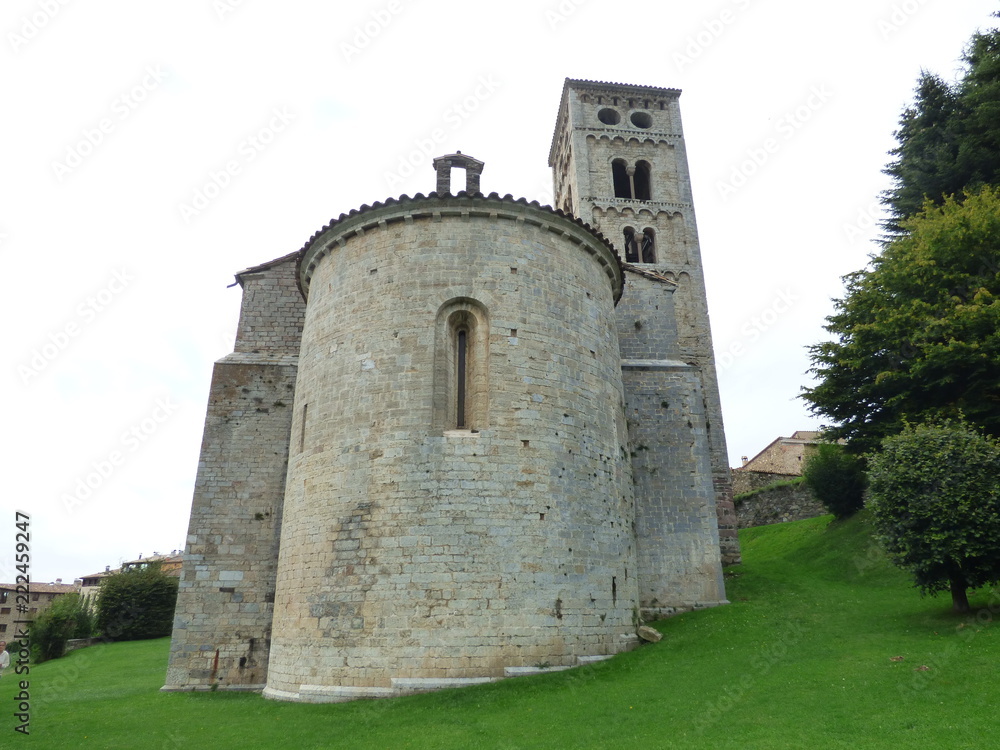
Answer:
xmin=624 ymin=362 xmax=726 ymax=615
xmin=731 ymin=469 xmax=798 ymax=496
xmin=616 ymin=272 xmax=681 ymax=362
xmin=165 ymin=256 xmax=304 ymax=691
xmin=552 ymin=79 xmax=739 ymax=566
xmin=265 ymin=196 xmax=638 ymax=701
xmin=234 ymin=252 xmax=306 ymax=355
xmin=735 ymin=481 xmax=826 ymax=529
xmin=616 ymin=270 xmax=725 ymax=612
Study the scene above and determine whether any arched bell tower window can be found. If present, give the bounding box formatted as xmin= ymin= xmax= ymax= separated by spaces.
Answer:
xmin=612 ymin=159 xmax=653 ymax=201
xmin=612 ymin=159 xmax=631 ymax=199
xmin=634 ymin=161 xmax=652 ymax=201
xmin=641 ymin=228 xmax=656 ymax=263
xmin=623 ymin=227 xmax=639 ymax=263
xmin=433 ymin=299 xmax=490 ymax=431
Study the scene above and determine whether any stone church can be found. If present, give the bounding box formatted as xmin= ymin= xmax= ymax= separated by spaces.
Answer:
xmin=163 ymin=79 xmax=739 ymax=702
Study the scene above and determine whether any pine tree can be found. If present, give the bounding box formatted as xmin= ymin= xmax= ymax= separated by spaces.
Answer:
xmin=882 ymin=18 xmax=1000 ymax=234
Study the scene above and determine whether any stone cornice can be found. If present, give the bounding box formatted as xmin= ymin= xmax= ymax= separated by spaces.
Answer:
xmin=578 ymin=128 xmax=683 ymax=142
xmin=218 ymin=353 xmax=299 ymax=367
xmin=296 ymin=192 xmax=625 ymax=304
xmin=566 ymin=78 xmax=682 ymax=100
xmin=589 ymin=198 xmax=692 ymax=214
xmin=621 ymin=359 xmax=698 ymax=371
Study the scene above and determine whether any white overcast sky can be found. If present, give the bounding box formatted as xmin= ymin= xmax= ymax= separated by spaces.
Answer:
xmin=3 ymin=0 xmax=997 ymax=583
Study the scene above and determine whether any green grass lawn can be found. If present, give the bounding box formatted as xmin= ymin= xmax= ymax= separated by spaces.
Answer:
xmin=5 ymin=513 xmax=999 ymax=749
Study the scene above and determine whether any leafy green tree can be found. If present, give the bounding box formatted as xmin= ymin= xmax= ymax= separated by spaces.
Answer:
xmin=96 ymin=563 xmax=179 ymax=641
xmin=30 ymin=593 xmax=95 ymax=663
xmin=803 ymin=186 xmax=1000 ymax=455
xmin=883 ymin=19 xmax=1000 ymax=233
xmin=801 ymin=442 xmax=866 ymax=519
xmin=866 ymin=420 xmax=1000 ymax=613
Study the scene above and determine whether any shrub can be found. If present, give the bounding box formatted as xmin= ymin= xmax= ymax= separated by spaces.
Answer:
xmin=96 ymin=563 xmax=179 ymax=641
xmin=867 ymin=419 xmax=1000 ymax=612
xmin=801 ymin=442 xmax=866 ymax=519
xmin=30 ymin=593 xmax=95 ymax=663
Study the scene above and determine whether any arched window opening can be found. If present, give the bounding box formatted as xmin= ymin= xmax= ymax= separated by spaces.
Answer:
xmin=641 ymin=228 xmax=656 ymax=263
xmin=623 ymin=227 xmax=639 ymax=263
xmin=432 ymin=152 xmax=484 ymax=195
xmin=612 ymin=159 xmax=632 ymax=199
xmin=634 ymin=161 xmax=652 ymax=201
xmin=433 ymin=299 xmax=490 ymax=432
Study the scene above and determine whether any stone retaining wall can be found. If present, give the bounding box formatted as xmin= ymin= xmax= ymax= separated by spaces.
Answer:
xmin=735 ymin=479 xmax=827 ymax=528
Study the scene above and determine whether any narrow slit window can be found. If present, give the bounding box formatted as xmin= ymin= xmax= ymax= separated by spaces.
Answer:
xmin=433 ymin=299 xmax=490 ymax=432
xmin=456 ymin=329 xmax=468 ymax=428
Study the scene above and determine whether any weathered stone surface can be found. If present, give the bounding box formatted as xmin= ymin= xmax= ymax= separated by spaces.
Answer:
xmin=735 ymin=480 xmax=827 ymax=528
xmin=164 ymin=255 xmax=303 ymax=692
xmin=550 ymin=79 xmax=739 ymax=568
xmin=637 ymin=626 xmax=663 ymax=643
xmin=166 ymin=79 xmax=735 ymax=702
xmin=265 ymin=196 xmax=638 ymax=699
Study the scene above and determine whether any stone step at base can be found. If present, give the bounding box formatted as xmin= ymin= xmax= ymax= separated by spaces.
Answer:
xmin=391 ymin=676 xmax=500 ymax=692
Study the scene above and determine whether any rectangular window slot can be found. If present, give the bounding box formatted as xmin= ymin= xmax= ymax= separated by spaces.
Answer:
xmin=456 ymin=330 xmax=467 ymax=428
xmin=522 ymin=439 xmax=530 ymax=447
xmin=219 ymin=587 xmax=235 ymax=593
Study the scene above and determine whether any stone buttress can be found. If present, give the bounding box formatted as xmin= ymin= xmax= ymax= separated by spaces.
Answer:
xmin=163 ymin=253 xmax=303 ymax=691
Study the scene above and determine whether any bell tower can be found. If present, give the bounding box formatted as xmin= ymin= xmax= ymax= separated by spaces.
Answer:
xmin=550 ymin=79 xmax=739 ymax=613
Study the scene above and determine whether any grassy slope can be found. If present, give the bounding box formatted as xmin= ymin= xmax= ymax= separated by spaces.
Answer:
xmin=5 ymin=513 xmax=999 ymax=749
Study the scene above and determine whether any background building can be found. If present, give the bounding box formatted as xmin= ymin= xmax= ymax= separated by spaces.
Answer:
xmin=0 ymin=581 xmax=79 ymax=639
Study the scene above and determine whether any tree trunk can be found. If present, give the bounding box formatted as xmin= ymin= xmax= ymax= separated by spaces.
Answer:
xmin=950 ymin=576 xmax=971 ymax=614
